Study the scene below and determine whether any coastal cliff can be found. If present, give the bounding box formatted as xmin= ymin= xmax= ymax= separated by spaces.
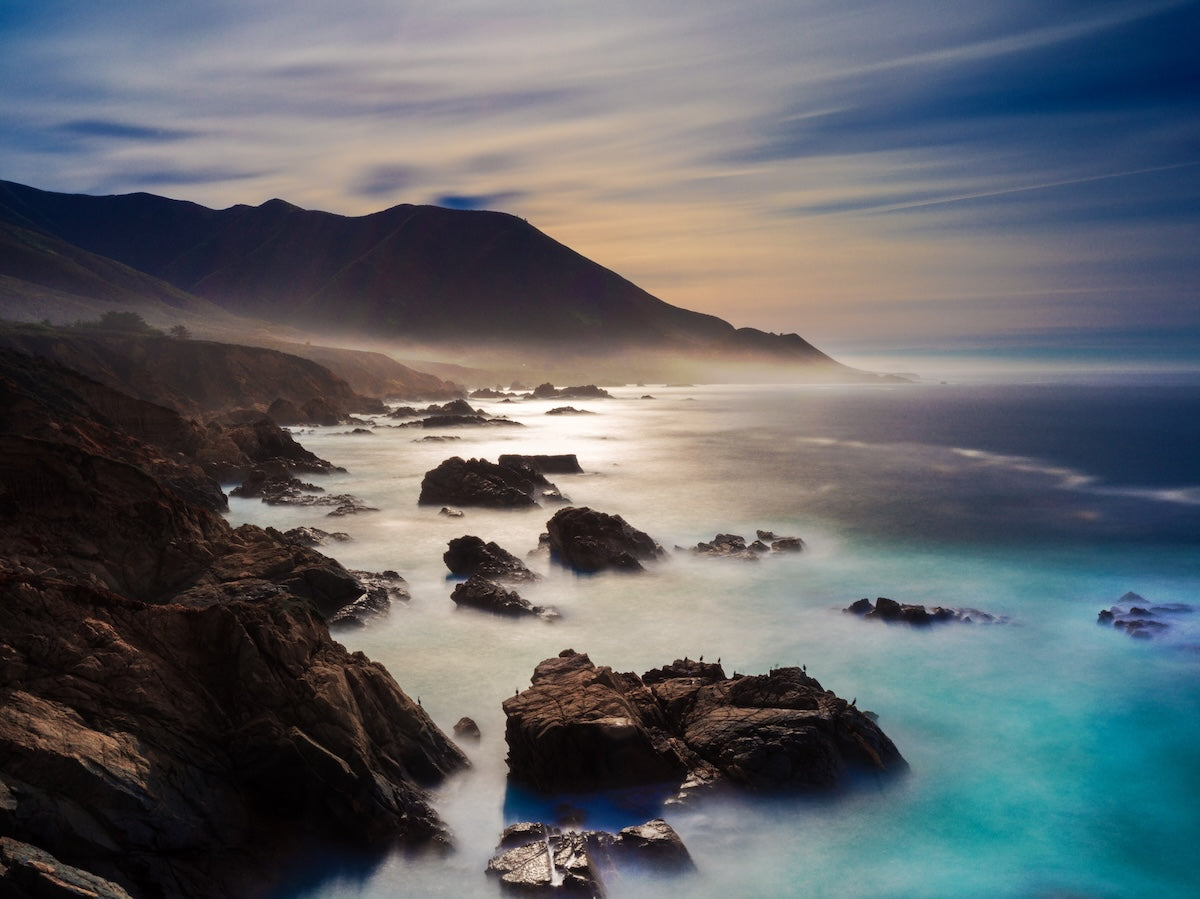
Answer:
xmin=0 ymin=348 xmax=467 ymax=897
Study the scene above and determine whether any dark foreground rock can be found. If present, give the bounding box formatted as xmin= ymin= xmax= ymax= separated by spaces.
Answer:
xmin=419 ymin=456 xmax=560 ymax=507
xmin=486 ymin=819 xmax=692 ymax=894
xmin=845 ymin=597 xmax=1006 ymax=626
xmin=0 ymin=572 xmax=467 ymax=899
xmin=503 ymin=650 xmax=906 ymax=796
xmin=445 ymin=535 xmax=538 ymax=582
xmin=451 ymin=575 xmax=557 ymax=619
xmin=0 ymin=350 xmax=467 ymax=897
xmin=327 ymin=570 xmax=410 ymax=629
xmin=1097 ymin=591 xmax=1194 ymax=640
xmin=232 ymin=469 xmax=379 ymax=516
xmin=545 ymin=507 xmax=665 ymax=573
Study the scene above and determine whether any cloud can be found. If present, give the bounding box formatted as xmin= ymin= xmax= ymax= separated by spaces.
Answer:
xmin=429 ymin=191 xmax=525 ymax=211
xmin=352 ymin=164 xmax=423 ymax=199
xmin=59 ymin=119 xmax=196 ymax=142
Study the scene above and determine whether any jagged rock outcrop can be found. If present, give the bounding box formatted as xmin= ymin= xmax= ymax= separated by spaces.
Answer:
xmin=450 ymin=575 xmax=555 ymax=619
xmin=486 ymin=819 xmax=692 ymax=894
xmin=503 ymin=650 xmax=906 ymax=796
xmin=418 ymin=456 xmax=559 ymax=508
xmin=0 ymin=572 xmax=466 ymax=898
xmin=545 ymin=507 xmax=664 ymax=573
xmin=199 ymin=414 xmax=343 ymax=484
xmin=444 ymin=535 xmax=538 ymax=582
xmin=844 ymin=597 xmax=1005 ymax=626
xmin=0 ymin=348 xmax=468 ymax=897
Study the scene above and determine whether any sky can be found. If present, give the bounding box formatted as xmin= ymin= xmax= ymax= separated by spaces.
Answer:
xmin=2 ymin=0 xmax=1198 ymax=366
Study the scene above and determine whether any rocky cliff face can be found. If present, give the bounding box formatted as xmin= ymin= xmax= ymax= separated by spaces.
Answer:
xmin=0 ymin=348 xmax=468 ymax=897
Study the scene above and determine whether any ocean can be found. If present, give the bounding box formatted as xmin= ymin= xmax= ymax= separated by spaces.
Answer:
xmin=227 ymin=375 xmax=1200 ymax=898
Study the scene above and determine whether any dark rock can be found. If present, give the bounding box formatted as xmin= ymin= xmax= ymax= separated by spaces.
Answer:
xmin=530 ymin=383 xmax=611 ymax=400
xmin=499 ymin=453 xmax=584 ymax=474
xmin=418 ymin=456 xmax=556 ymax=508
xmin=232 ymin=471 xmax=378 ymax=516
xmin=545 ymin=406 xmax=595 ymax=415
xmin=0 ymin=573 xmax=467 ymax=899
xmin=279 ymin=526 xmax=352 ymax=547
xmin=445 ymin=536 xmax=538 ymax=582
xmin=771 ymin=536 xmax=805 ymax=552
xmin=328 ymin=570 xmax=409 ymax=629
xmin=485 ymin=819 xmax=692 ymax=894
xmin=503 ymin=649 xmax=906 ymax=796
xmin=451 ymin=575 xmax=555 ymax=618
xmin=0 ymin=837 xmax=135 ymax=899
xmin=403 ymin=414 xmax=523 ymax=429
xmin=439 ymin=506 xmax=465 ymax=517
xmin=453 ymin=717 xmax=481 ymax=740
xmin=693 ymin=533 xmax=758 ymax=561
xmin=756 ymin=530 xmax=778 ymax=541
xmin=418 ymin=434 xmax=462 ymax=442
xmin=199 ymin=415 xmax=343 ymax=484
xmin=268 ymin=396 xmax=341 ymax=426
xmin=845 ymin=598 xmax=1003 ymax=626
xmin=545 ymin=507 xmax=664 ymax=573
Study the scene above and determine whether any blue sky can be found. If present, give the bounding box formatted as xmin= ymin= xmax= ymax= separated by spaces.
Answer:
xmin=2 ymin=0 xmax=1197 ymax=364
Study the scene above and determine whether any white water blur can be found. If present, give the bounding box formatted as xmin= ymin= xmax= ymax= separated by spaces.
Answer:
xmin=228 ymin=383 xmax=1200 ymax=898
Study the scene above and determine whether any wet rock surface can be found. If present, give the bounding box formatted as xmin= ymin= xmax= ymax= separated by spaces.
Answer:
xmin=545 ymin=507 xmax=665 ymax=573
xmin=445 ymin=535 xmax=539 ymax=582
xmin=328 ymin=570 xmax=410 ymax=629
xmin=691 ymin=531 xmax=805 ymax=560
xmin=232 ymin=470 xmax=379 ymax=516
xmin=419 ymin=456 xmax=559 ymax=508
xmin=486 ymin=818 xmax=692 ymax=895
xmin=844 ymin=597 xmax=1006 ymax=626
xmin=503 ymin=650 xmax=906 ymax=796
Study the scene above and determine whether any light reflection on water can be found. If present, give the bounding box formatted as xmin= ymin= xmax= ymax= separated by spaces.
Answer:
xmin=230 ymin=382 xmax=1200 ymax=898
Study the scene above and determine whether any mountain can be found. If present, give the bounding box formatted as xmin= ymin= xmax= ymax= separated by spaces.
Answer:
xmin=0 ymin=179 xmax=844 ymax=370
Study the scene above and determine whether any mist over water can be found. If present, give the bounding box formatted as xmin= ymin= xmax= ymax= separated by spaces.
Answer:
xmin=229 ymin=380 xmax=1200 ymax=898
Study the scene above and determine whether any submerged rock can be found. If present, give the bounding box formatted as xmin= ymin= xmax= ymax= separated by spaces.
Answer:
xmin=502 ymin=650 xmax=906 ymax=796
xmin=844 ymin=597 xmax=1004 ymax=626
xmin=545 ymin=507 xmax=665 ymax=573
xmin=1097 ymin=591 xmax=1195 ymax=640
xmin=454 ymin=717 xmax=481 ymax=739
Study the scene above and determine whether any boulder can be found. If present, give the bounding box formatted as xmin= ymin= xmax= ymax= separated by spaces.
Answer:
xmin=453 ymin=717 xmax=481 ymax=739
xmin=445 ymin=535 xmax=538 ymax=582
xmin=503 ymin=650 xmax=906 ymax=796
xmin=545 ymin=406 xmax=595 ymax=415
xmin=418 ymin=457 xmax=557 ymax=508
xmin=328 ymin=570 xmax=409 ymax=629
xmin=530 ymin=384 xmax=611 ymax=400
xmin=545 ymin=507 xmax=664 ymax=573
xmin=498 ymin=453 xmax=584 ymax=474
xmin=451 ymin=576 xmax=555 ymax=619
xmin=486 ymin=819 xmax=692 ymax=894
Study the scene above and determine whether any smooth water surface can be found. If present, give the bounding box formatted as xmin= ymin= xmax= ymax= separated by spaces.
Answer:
xmin=228 ymin=379 xmax=1200 ymax=898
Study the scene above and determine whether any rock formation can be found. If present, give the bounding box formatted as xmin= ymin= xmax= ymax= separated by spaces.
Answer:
xmin=451 ymin=575 xmax=555 ymax=619
xmin=0 ymin=348 xmax=468 ymax=897
xmin=486 ymin=819 xmax=692 ymax=894
xmin=545 ymin=507 xmax=664 ymax=573
xmin=844 ymin=597 xmax=1005 ymax=626
xmin=418 ymin=456 xmax=560 ymax=507
xmin=1097 ymin=591 xmax=1194 ymax=640
xmin=444 ymin=535 xmax=538 ymax=582
xmin=502 ymin=650 xmax=906 ymax=795
xmin=498 ymin=453 xmax=583 ymax=474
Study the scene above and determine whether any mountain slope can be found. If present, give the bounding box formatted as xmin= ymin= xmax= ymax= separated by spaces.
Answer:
xmin=0 ymin=179 xmax=839 ymax=365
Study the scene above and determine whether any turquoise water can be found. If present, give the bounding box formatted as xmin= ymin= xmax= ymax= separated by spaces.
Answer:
xmin=229 ymin=379 xmax=1200 ymax=898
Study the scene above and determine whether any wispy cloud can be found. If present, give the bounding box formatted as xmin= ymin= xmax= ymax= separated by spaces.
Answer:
xmin=0 ymin=0 xmax=1196 ymax=361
